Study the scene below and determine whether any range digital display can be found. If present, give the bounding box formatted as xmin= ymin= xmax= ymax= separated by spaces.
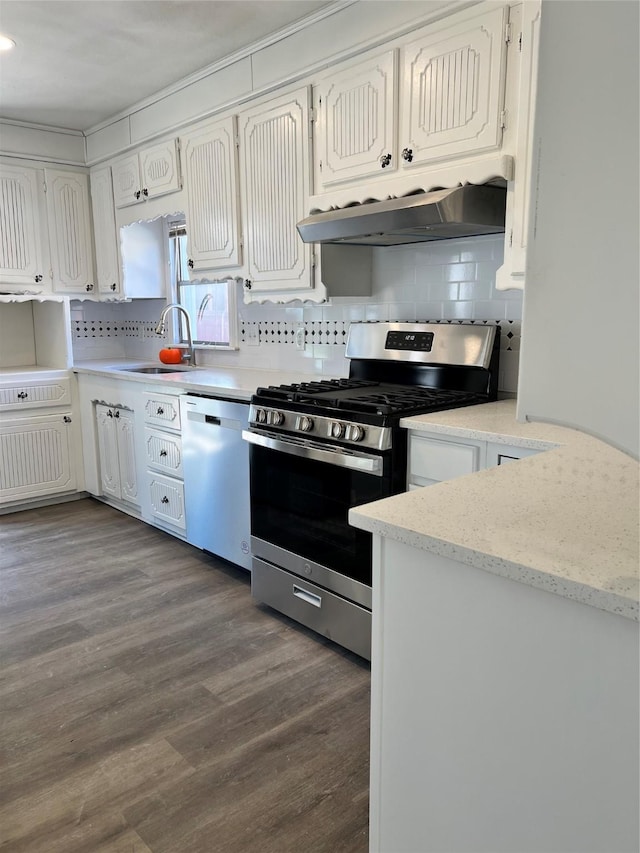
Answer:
xmin=385 ymin=331 xmax=434 ymax=352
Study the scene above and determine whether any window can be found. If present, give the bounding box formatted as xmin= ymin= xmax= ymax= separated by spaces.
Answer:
xmin=167 ymin=220 xmax=238 ymax=349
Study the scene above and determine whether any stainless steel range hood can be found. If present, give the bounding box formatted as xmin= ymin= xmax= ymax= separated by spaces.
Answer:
xmin=297 ymin=184 xmax=506 ymax=246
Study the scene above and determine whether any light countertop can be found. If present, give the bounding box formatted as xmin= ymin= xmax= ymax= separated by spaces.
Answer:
xmin=72 ymin=359 xmax=318 ymax=401
xmin=351 ymin=400 xmax=639 ymax=621
xmin=400 ymin=398 xmax=582 ymax=449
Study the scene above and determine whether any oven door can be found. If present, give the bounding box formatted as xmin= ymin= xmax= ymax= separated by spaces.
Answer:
xmin=243 ymin=429 xmax=393 ymax=599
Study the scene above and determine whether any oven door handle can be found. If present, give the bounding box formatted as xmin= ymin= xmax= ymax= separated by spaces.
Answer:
xmin=242 ymin=429 xmax=384 ymax=476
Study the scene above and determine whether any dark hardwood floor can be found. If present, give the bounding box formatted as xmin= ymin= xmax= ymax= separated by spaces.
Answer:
xmin=0 ymin=499 xmax=370 ymax=853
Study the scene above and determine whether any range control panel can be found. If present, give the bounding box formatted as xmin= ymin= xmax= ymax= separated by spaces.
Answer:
xmin=385 ymin=330 xmax=434 ymax=352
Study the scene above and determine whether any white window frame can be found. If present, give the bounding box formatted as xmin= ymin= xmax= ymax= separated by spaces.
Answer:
xmin=167 ymin=219 xmax=239 ymax=350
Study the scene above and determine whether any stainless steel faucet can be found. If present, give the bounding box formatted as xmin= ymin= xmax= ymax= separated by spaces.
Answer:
xmin=155 ymin=303 xmax=196 ymax=366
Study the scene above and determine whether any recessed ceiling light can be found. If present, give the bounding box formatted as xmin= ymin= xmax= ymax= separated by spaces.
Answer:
xmin=0 ymin=34 xmax=16 ymax=51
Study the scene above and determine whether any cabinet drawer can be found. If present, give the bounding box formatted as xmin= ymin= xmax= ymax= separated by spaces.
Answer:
xmin=0 ymin=377 xmax=71 ymax=411
xmin=148 ymin=471 xmax=186 ymax=529
xmin=144 ymin=427 xmax=183 ymax=477
xmin=409 ymin=435 xmax=479 ymax=485
xmin=143 ymin=392 xmax=181 ymax=430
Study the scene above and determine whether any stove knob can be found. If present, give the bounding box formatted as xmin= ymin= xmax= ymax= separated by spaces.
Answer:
xmin=256 ymin=408 xmax=267 ymax=424
xmin=270 ymin=410 xmax=285 ymax=426
xmin=330 ymin=421 xmax=345 ymax=439
xmin=350 ymin=425 xmax=365 ymax=442
xmin=299 ymin=415 xmax=314 ymax=432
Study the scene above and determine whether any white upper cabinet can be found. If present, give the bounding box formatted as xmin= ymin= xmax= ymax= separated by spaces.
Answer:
xmin=111 ymin=138 xmax=181 ymax=208
xmin=496 ymin=0 xmax=541 ymax=291
xmin=0 ymin=163 xmax=48 ymax=291
xmin=238 ymin=87 xmax=313 ymax=297
xmin=400 ymin=4 xmax=509 ymax=169
xmin=45 ymin=169 xmax=96 ymax=294
xmin=315 ymin=50 xmax=398 ymax=190
xmin=181 ymin=116 xmax=242 ymax=272
xmin=89 ymin=165 xmax=122 ymax=297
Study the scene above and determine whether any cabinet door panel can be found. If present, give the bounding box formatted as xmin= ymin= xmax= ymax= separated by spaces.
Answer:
xmin=182 ymin=117 xmax=241 ymax=270
xmin=148 ymin=472 xmax=186 ymax=529
xmin=140 ymin=139 xmax=181 ymax=200
xmin=111 ymin=154 xmax=141 ymax=208
xmin=90 ymin=166 xmax=122 ymax=296
xmin=316 ymin=50 xmax=397 ymax=188
xmin=116 ymin=409 xmax=138 ymax=505
xmin=0 ymin=414 xmax=75 ymax=501
xmin=95 ymin=404 xmax=121 ymax=499
xmin=401 ymin=5 xmax=508 ymax=167
xmin=239 ymin=87 xmax=313 ymax=292
xmin=45 ymin=170 xmax=95 ymax=293
xmin=0 ymin=164 xmax=46 ymax=288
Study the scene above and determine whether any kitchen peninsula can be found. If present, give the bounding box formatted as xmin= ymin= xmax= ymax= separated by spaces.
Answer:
xmin=351 ymin=400 xmax=639 ymax=853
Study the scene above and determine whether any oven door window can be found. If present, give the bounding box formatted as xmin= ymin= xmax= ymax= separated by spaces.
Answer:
xmin=249 ymin=444 xmax=392 ymax=587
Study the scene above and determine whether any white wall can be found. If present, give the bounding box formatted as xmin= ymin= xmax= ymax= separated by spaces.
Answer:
xmin=517 ymin=0 xmax=639 ymax=458
xmin=71 ymin=235 xmax=523 ymax=394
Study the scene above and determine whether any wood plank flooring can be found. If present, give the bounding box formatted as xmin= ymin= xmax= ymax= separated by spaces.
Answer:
xmin=0 ymin=499 xmax=370 ymax=853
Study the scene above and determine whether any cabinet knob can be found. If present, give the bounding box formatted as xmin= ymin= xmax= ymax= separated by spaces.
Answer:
xmin=114 ymin=410 xmax=120 ymax=418
xmin=110 ymin=283 xmax=117 ymax=291
xmin=244 ymin=279 xmax=252 ymax=290
xmin=188 ymin=259 xmax=194 ymax=269
xmin=17 ymin=391 xmax=28 ymax=399
xmin=86 ymin=283 xmax=94 ymax=291
xmin=134 ymin=190 xmax=141 ymax=200
xmin=160 ymin=449 xmax=168 ymax=457
xmin=161 ymin=495 xmax=169 ymax=504
xmin=380 ymin=153 xmax=392 ymax=168
xmin=63 ymin=416 xmax=72 ymax=424
xmin=107 ymin=409 xmax=113 ymax=417
xmin=402 ymin=148 xmax=414 ymax=163
xmin=142 ymin=188 xmax=149 ymax=197
xmin=34 ymin=274 xmax=43 ymax=283
xmin=156 ymin=407 xmax=164 ymax=415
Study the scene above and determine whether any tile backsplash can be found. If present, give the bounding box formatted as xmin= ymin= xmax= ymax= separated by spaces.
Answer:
xmin=71 ymin=234 xmax=522 ymax=394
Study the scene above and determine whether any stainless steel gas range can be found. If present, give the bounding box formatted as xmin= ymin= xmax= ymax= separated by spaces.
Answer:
xmin=242 ymin=322 xmax=500 ymax=660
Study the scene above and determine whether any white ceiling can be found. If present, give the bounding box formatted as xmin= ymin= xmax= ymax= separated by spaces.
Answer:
xmin=0 ymin=0 xmax=336 ymax=132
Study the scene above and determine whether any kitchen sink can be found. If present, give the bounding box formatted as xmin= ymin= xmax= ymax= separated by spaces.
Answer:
xmin=120 ymin=366 xmax=192 ymax=374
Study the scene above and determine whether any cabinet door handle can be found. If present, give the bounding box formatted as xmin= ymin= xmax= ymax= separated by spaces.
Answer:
xmin=156 ymin=406 xmax=164 ymax=415
xmin=134 ymin=190 xmax=141 ymax=200
xmin=142 ymin=187 xmax=149 ymax=197
xmin=86 ymin=283 xmax=94 ymax=291
xmin=244 ymin=279 xmax=252 ymax=290
xmin=107 ymin=409 xmax=113 ymax=417
xmin=402 ymin=147 xmax=414 ymax=163
xmin=114 ymin=410 xmax=120 ymax=418
xmin=110 ymin=283 xmax=117 ymax=291
xmin=380 ymin=153 xmax=392 ymax=168
xmin=161 ymin=495 xmax=169 ymax=504
xmin=34 ymin=274 xmax=43 ymax=283
xmin=17 ymin=391 xmax=28 ymax=399
xmin=188 ymin=259 xmax=194 ymax=269
xmin=159 ymin=449 xmax=168 ymax=457
xmin=63 ymin=415 xmax=72 ymax=424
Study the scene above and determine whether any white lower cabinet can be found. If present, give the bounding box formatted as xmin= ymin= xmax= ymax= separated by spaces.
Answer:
xmin=408 ymin=434 xmax=484 ymax=488
xmin=407 ymin=430 xmax=542 ymax=488
xmin=141 ymin=390 xmax=185 ymax=536
xmin=0 ymin=413 xmax=76 ymax=503
xmin=95 ymin=404 xmax=138 ymax=505
xmin=0 ymin=372 xmax=78 ymax=508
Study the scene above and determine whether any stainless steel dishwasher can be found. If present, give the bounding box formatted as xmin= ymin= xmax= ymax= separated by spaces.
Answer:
xmin=180 ymin=394 xmax=251 ymax=570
